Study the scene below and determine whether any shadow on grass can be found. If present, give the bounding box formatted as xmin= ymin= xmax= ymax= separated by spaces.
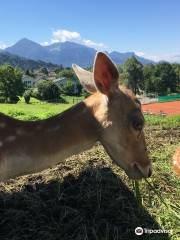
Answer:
xmin=0 ymin=166 xmax=170 ymax=240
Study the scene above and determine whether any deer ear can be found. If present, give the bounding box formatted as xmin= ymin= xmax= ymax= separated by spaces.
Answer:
xmin=72 ymin=64 xmax=97 ymax=94
xmin=93 ymin=52 xmax=119 ymax=96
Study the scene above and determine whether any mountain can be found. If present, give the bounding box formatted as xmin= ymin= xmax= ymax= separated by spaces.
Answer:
xmin=109 ymin=51 xmax=153 ymax=64
xmin=109 ymin=51 xmax=136 ymax=63
xmin=4 ymin=38 xmax=154 ymax=67
xmin=5 ymin=38 xmax=51 ymax=62
xmin=45 ymin=41 xmax=96 ymax=67
xmin=0 ymin=52 xmax=58 ymax=70
xmin=5 ymin=39 xmax=96 ymax=67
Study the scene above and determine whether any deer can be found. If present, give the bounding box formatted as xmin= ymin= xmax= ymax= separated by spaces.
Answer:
xmin=0 ymin=52 xmax=152 ymax=181
xmin=172 ymin=145 xmax=180 ymax=176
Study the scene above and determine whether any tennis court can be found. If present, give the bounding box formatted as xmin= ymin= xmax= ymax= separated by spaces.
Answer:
xmin=142 ymin=100 xmax=180 ymax=115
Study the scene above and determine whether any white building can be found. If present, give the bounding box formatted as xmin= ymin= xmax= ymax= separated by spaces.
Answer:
xmin=22 ymin=75 xmax=36 ymax=87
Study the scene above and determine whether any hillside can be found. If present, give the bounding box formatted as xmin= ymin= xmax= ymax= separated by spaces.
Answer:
xmin=109 ymin=51 xmax=153 ymax=65
xmin=0 ymin=51 xmax=58 ymax=70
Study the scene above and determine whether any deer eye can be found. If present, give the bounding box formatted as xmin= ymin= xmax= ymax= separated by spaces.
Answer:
xmin=132 ymin=120 xmax=143 ymax=131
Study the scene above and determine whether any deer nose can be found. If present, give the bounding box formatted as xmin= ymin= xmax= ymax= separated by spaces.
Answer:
xmin=148 ymin=167 xmax=152 ymax=177
xmin=133 ymin=163 xmax=152 ymax=178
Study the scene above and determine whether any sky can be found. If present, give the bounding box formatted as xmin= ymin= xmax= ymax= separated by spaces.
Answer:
xmin=0 ymin=0 xmax=180 ymax=62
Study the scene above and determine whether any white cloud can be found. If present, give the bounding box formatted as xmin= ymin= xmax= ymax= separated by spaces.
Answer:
xmin=40 ymin=29 xmax=107 ymax=50
xmin=51 ymin=39 xmax=60 ymax=44
xmin=134 ymin=51 xmax=145 ymax=57
xmin=52 ymin=29 xmax=81 ymax=43
xmin=134 ymin=50 xmax=180 ymax=63
xmin=40 ymin=41 xmax=50 ymax=46
xmin=149 ymin=53 xmax=180 ymax=63
xmin=166 ymin=54 xmax=180 ymax=62
xmin=0 ymin=42 xmax=7 ymax=49
xmin=83 ymin=39 xmax=106 ymax=49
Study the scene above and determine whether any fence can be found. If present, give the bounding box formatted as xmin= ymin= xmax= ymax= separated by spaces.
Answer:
xmin=139 ymin=93 xmax=180 ymax=104
xmin=139 ymin=97 xmax=158 ymax=104
xmin=37 ymin=97 xmax=84 ymax=104
xmin=158 ymin=94 xmax=180 ymax=102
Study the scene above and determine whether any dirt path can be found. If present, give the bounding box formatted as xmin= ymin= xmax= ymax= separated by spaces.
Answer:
xmin=142 ymin=100 xmax=180 ymax=115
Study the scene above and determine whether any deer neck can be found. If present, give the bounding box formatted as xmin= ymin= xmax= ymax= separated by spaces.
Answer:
xmin=0 ymin=98 xmax=102 ymax=180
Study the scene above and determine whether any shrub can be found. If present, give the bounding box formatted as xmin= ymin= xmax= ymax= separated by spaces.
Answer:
xmin=61 ymin=80 xmax=75 ymax=95
xmin=8 ymin=96 xmax=20 ymax=104
xmin=23 ymin=90 xmax=32 ymax=104
xmin=36 ymin=80 xmax=60 ymax=102
xmin=0 ymin=96 xmax=6 ymax=103
xmin=31 ymin=88 xmax=40 ymax=99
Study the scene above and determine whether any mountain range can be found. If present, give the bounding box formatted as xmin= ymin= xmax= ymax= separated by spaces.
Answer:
xmin=2 ymin=38 xmax=153 ymax=68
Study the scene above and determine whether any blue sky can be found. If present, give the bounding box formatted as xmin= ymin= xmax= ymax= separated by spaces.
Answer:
xmin=0 ymin=0 xmax=180 ymax=61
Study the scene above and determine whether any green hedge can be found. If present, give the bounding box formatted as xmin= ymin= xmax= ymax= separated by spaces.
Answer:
xmin=158 ymin=94 xmax=180 ymax=102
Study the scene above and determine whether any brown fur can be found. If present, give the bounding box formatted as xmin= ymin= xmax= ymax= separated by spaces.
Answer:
xmin=0 ymin=52 xmax=152 ymax=181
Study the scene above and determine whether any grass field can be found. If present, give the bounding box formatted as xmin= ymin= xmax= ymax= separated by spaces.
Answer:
xmin=0 ymin=98 xmax=73 ymax=120
xmin=0 ymin=100 xmax=179 ymax=240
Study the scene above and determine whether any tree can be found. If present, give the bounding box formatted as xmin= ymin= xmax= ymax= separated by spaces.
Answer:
xmin=172 ymin=64 xmax=180 ymax=93
xmin=117 ymin=64 xmax=123 ymax=74
xmin=76 ymin=82 xmax=83 ymax=96
xmin=23 ymin=89 xmax=32 ymax=104
xmin=25 ymin=69 xmax=30 ymax=76
xmin=0 ymin=64 xmax=24 ymax=103
xmin=58 ymin=68 xmax=78 ymax=81
xmin=123 ymin=56 xmax=143 ymax=94
xmin=154 ymin=62 xmax=177 ymax=95
xmin=143 ymin=62 xmax=179 ymax=95
xmin=143 ymin=64 xmax=155 ymax=93
xmin=36 ymin=80 xmax=60 ymax=102
xmin=40 ymin=67 xmax=48 ymax=75
xmin=58 ymin=68 xmax=83 ymax=95
xmin=61 ymin=80 xmax=75 ymax=95
xmin=25 ymin=69 xmax=35 ymax=78
xmin=54 ymin=65 xmax=63 ymax=74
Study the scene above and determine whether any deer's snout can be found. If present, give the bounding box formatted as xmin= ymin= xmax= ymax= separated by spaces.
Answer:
xmin=133 ymin=162 xmax=152 ymax=179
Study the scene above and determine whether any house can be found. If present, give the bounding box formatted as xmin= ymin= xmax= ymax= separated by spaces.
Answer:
xmin=22 ymin=75 xmax=36 ymax=87
xmin=48 ymin=71 xmax=57 ymax=81
xmin=22 ymin=68 xmax=54 ymax=87
xmin=33 ymin=69 xmax=49 ymax=81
